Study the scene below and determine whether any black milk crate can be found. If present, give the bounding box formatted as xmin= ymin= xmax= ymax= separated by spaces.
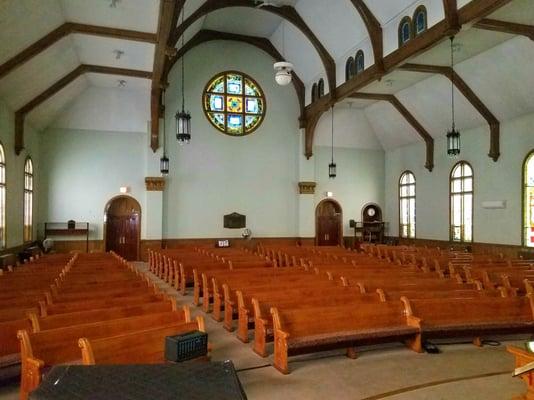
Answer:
xmin=165 ymin=330 xmax=208 ymax=362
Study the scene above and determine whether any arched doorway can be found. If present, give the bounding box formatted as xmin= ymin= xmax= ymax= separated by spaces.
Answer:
xmin=315 ymin=199 xmax=343 ymax=246
xmin=104 ymin=195 xmax=141 ymax=261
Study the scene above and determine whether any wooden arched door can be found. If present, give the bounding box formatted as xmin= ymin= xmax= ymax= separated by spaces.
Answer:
xmin=104 ymin=195 xmax=141 ymax=261
xmin=315 ymin=199 xmax=343 ymax=246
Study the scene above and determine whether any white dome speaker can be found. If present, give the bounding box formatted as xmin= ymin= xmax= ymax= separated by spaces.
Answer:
xmin=274 ymin=61 xmax=294 ymax=86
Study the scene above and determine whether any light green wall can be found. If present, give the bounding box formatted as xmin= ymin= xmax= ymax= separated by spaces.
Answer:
xmin=313 ymin=146 xmax=385 ymax=237
xmin=0 ymin=99 xmax=39 ymax=248
xmin=163 ymin=41 xmax=300 ymax=238
xmin=39 ymin=128 xmax=146 ymax=240
xmin=385 ymin=112 xmax=534 ymax=245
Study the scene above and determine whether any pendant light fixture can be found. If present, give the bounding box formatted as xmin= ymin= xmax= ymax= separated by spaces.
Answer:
xmin=160 ymin=88 xmax=169 ymax=175
xmin=274 ymin=21 xmax=294 ymax=86
xmin=176 ymin=10 xmax=191 ymax=145
xmin=446 ymin=36 xmax=460 ymax=157
xmin=329 ymin=106 xmax=336 ymax=179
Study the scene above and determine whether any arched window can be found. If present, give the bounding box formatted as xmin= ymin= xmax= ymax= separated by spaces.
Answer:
xmin=0 ymin=143 xmax=5 ymax=249
xmin=413 ymin=6 xmax=428 ymax=36
xmin=318 ymin=79 xmax=325 ymax=98
xmin=355 ymin=50 xmax=365 ymax=74
xmin=450 ymin=161 xmax=473 ymax=243
xmin=345 ymin=57 xmax=355 ymax=81
xmin=311 ymin=83 xmax=318 ymax=102
xmin=23 ymin=157 xmax=33 ymax=242
xmin=398 ymin=17 xmax=412 ymax=47
xmin=523 ymin=150 xmax=534 ymax=247
xmin=399 ymin=171 xmax=416 ymax=239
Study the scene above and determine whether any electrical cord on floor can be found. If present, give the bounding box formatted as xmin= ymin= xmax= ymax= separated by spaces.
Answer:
xmin=423 ymin=339 xmax=502 ymax=353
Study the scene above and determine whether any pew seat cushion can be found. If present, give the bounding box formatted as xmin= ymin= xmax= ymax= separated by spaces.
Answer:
xmin=422 ymin=319 xmax=534 ymax=333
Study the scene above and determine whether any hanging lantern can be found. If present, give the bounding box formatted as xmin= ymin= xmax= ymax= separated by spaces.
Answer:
xmin=329 ymin=162 xmax=337 ymax=179
xmin=447 ymin=128 xmax=461 ymax=157
xmin=160 ymin=155 xmax=169 ymax=175
xmin=446 ymin=36 xmax=461 ymax=157
xmin=176 ymin=110 xmax=191 ymax=145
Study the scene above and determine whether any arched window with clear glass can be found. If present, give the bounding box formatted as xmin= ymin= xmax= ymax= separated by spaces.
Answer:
xmin=23 ymin=157 xmax=33 ymax=242
xmin=0 ymin=143 xmax=5 ymax=249
xmin=355 ymin=50 xmax=364 ymax=74
xmin=399 ymin=171 xmax=416 ymax=239
xmin=345 ymin=57 xmax=355 ymax=81
xmin=413 ymin=6 xmax=427 ymax=36
xmin=450 ymin=161 xmax=473 ymax=242
xmin=523 ymin=151 xmax=534 ymax=247
xmin=399 ymin=17 xmax=412 ymax=47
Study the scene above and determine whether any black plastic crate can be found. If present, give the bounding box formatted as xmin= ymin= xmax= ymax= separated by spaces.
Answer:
xmin=164 ymin=330 xmax=208 ymax=362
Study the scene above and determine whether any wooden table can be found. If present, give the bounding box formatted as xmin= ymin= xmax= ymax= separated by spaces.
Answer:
xmin=508 ymin=345 xmax=534 ymax=400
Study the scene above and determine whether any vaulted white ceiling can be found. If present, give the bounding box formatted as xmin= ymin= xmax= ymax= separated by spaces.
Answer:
xmin=0 ymin=0 xmax=533 ymax=157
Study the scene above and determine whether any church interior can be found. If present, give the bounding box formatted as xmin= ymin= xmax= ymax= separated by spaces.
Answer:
xmin=1 ymin=0 xmax=534 ymax=399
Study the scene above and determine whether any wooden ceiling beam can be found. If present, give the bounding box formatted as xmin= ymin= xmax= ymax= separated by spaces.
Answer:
xmin=474 ymin=18 xmax=534 ymax=40
xmin=442 ymin=0 xmax=461 ymax=34
xmin=164 ymin=29 xmax=306 ymax=126
xmin=150 ymin=0 xmax=183 ymax=152
xmin=400 ymin=63 xmax=500 ymax=161
xmin=0 ymin=22 xmax=157 ymax=80
xmin=348 ymin=0 xmax=384 ymax=73
xmin=171 ymin=0 xmax=336 ymax=100
xmin=350 ymin=93 xmax=434 ymax=171
xmin=302 ymin=0 xmax=512 ymax=160
xmin=15 ymin=64 xmax=152 ymax=155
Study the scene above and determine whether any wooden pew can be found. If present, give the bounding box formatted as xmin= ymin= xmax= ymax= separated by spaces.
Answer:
xmin=270 ymin=301 xmax=418 ymax=374
xmin=402 ymin=296 xmax=534 ymax=349
xmin=78 ymin=316 xmax=206 ymax=365
xmin=18 ymin=308 xmax=191 ymax=399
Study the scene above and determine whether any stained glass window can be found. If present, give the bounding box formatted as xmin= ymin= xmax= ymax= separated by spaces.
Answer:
xmin=345 ymin=57 xmax=355 ymax=81
xmin=399 ymin=17 xmax=412 ymax=47
xmin=355 ymin=50 xmax=365 ymax=74
xmin=318 ymin=79 xmax=325 ymax=97
xmin=399 ymin=171 xmax=416 ymax=239
xmin=0 ymin=143 xmax=5 ymax=249
xmin=450 ymin=161 xmax=473 ymax=243
xmin=24 ymin=157 xmax=33 ymax=242
xmin=523 ymin=151 xmax=534 ymax=247
xmin=413 ymin=6 xmax=427 ymax=35
xmin=203 ymin=71 xmax=266 ymax=136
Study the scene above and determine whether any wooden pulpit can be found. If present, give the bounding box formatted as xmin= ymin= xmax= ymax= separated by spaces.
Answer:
xmin=508 ymin=345 xmax=534 ymax=400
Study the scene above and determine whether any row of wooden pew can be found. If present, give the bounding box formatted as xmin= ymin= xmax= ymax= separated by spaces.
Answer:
xmin=1 ymin=251 xmax=205 ymax=399
xmin=150 ymin=244 xmax=534 ymax=374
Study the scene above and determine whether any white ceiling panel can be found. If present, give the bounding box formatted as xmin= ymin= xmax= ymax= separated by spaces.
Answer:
xmin=395 ymin=74 xmax=486 ymax=139
xmin=86 ymin=73 xmax=150 ymax=90
xmin=203 ymin=7 xmax=282 ymax=37
xmin=0 ymin=36 xmax=80 ymax=111
xmin=71 ymin=34 xmax=154 ymax=71
xmin=0 ymin=0 xmax=65 ymax=64
xmin=364 ymin=101 xmax=421 ymax=150
xmin=361 ymin=70 xmax=431 ymax=95
xmin=455 ymin=36 xmax=534 ymax=123
xmin=59 ymin=0 xmax=159 ymax=33
xmin=489 ymin=0 xmax=534 ymax=25
xmin=409 ymin=28 xmax=514 ymax=66
xmin=28 ymin=76 xmax=89 ymax=129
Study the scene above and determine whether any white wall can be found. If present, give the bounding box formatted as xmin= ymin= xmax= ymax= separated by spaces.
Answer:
xmin=385 ymin=112 xmax=534 ymax=244
xmin=0 ymin=98 xmax=40 ymax=248
xmin=163 ymin=40 xmax=301 ymax=239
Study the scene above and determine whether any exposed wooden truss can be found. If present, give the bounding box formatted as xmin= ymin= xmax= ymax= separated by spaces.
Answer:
xmin=474 ymin=19 xmax=534 ymax=40
xmin=0 ymin=22 xmax=157 ymax=80
xmin=400 ymin=63 xmax=500 ymax=161
xmin=164 ymin=29 xmax=305 ymax=124
xmin=302 ymin=0 xmax=513 ymax=162
xmin=150 ymin=0 xmax=183 ymax=152
xmin=348 ymin=0 xmax=384 ymax=73
xmin=170 ymin=0 xmax=336 ymax=100
xmin=15 ymin=65 xmax=152 ymax=155
xmin=350 ymin=93 xmax=434 ymax=171
xmin=442 ymin=0 xmax=461 ymax=34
